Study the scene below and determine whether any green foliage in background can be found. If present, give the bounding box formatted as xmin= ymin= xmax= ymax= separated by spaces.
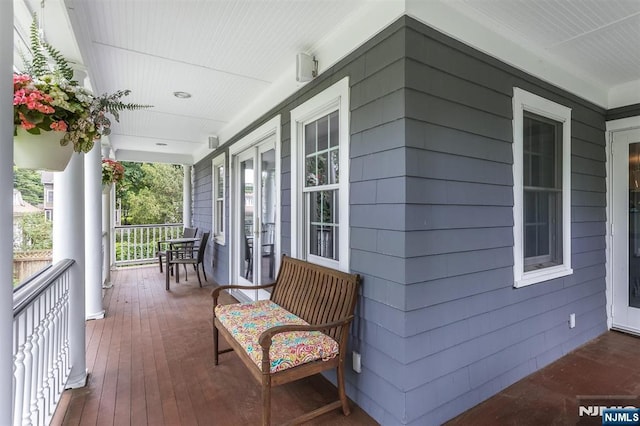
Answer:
xmin=117 ymin=162 xmax=183 ymax=225
xmin=13 ymin=167 xmax=43 ymax=206
xmin=17 ymin=212 xmax=52 ymax=250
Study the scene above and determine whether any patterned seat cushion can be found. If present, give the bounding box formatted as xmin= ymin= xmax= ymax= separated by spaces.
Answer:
xmin=215 ymin=300 xmax=339 ymax=373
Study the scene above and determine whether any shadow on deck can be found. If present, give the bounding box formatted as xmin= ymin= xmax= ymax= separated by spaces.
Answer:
xmin=51 ymin=265 xmax=378 ymax=425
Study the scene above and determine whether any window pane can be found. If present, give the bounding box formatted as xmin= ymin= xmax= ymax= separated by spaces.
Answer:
xmin=310 ymin=224 xmax=320 ymax=256
xmin=317 ymin=115 xmax=329 ymax=151
xmin=306 ymin=156 xmax=317 ymax=187
xmin=524 ymin=114 xmax=560 ymax=189
xmin=329 ymin=111 xmax=339 ymax=148
xmin=216 ymin=201 xmax=223 ymax=234
xmin=310 ymin=190 xmax=335 ymax=224
xmin=309 ymin=224 xmax=336 ymax=260
xmin=317 ymin=152 xmax=328 ymax=186
xmin=305 ymin=122 xmax=316 ymax=156
xmin=525 ymin=225 xmax=537 ymax=258
xmin=329 ymin=149 xmax=339 ymax=184
xmin=216 ymin=166 xmax=224 ymax=198
xmin=524 ymin=191 xmax=550 ymax=259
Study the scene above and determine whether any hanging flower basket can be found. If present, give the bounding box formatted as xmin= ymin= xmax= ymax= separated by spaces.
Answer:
xmin=12 ymin=14 xmax=151 ymax=172
xmin=102 ymin=158 xmax=125 ymax=186
xmin=14 ymin=127 xmax=73 ymax=171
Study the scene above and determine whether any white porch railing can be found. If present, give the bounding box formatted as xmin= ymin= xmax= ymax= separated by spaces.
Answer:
xmin=114 ymin=224 xmax=183 ymax=266
xmin=12 ymin=259 xmax=74 ymax=426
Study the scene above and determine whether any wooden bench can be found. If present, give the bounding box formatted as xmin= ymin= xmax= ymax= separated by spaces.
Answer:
xmin=211 ymin=255 xmax=361 ymax=425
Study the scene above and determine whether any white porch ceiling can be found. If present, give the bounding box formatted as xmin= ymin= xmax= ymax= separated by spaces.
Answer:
xmin=446 ymin=0 xmax=640 ymax=89
xmin=13 ymin=0 xmax=640 ymax=165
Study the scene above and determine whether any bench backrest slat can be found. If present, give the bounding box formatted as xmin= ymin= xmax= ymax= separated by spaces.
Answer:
xmin=271 ymin=255 xmax=360 ymax=341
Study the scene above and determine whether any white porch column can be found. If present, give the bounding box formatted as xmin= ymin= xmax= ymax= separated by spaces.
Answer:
xmin=183 ymin=165 xmax=192 ymax=227
xmin=85 ymin=142 xmax=104 ymax=319
xmin=53 ymin=153 xmax=87 ymax=389
xmin=101 ymin=146 xmax=112 ymax=289
xmin=0 ymin=3 xmax=15 ymax=423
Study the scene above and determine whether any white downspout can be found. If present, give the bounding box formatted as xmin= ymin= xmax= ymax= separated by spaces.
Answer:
xmin=1 ymin=2 xmax=15 ymax=423
xmin=183 ymin=165 xmax=193 ymax=228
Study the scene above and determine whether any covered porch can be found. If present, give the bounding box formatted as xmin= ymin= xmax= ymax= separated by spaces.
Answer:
xmin=5 ymin=0 xmax=640 ymax=425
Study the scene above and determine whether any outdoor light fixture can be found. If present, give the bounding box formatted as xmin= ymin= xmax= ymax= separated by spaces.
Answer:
xmin=208 ymin=136 xmax=219 ymax=150
xmin=296 ymin=53 xmax=318 ymax=82
xmin=173 ymin=91 xmax=192 ymax=99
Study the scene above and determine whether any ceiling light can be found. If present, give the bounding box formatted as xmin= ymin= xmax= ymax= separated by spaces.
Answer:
xmin=155 ymin=142 xmax=168 ymax=146
xmin=173 ymin=91 xmax=192 ymax=99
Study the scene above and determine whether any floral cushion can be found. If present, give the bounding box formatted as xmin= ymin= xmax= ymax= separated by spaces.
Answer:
xmin=215 ymin=300 xmax=339 ymax=373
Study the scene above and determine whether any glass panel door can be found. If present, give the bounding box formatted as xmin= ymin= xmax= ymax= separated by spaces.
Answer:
xmin=233 ymin=137 xmax=277 ymax=301
xmin=239 ymin=154 xmax=254 ymax=285
xmin=629 ymin=142 xmax=640 ymax=310
xmin=258 ymin=147 xmax=277 ymax=286
xmin=612 ymin=129 xmax=640 ymax=334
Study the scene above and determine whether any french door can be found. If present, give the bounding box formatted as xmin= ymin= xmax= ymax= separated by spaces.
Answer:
xmin=233 ymin=138 xmax=278 ymax=302
xmin=612 ymin=128 xmax=640 ymax=333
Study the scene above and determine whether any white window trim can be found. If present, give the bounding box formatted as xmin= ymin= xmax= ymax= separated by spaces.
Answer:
xmin=512 ymin=87 xmax=573 ymax=288
xmin=212 ymin=153 xmax=226 ymax=245
xmin=291 ymin=77 xmax=350 ymax=271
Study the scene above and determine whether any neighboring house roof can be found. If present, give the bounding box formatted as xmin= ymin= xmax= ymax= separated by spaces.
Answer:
xmin=13 ymin=189 xmax=42 ymax=216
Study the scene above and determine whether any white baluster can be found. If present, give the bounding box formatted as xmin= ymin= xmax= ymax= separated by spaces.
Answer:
xmin=22 ymin=308 xmax=34 ymax=426
xmin=37 ymin=287 xmax=51 ymax=422
xmin=28 ymin=297 xmax=43 ymax=426
xmin=13 ymin=313 xmax=26 ymax=426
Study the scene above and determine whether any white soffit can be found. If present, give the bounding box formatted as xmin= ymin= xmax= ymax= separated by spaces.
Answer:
xmin=407 ymin=0 xmax=640 ymax=109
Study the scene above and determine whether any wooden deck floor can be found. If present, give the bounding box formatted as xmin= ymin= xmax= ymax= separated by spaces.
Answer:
xmin=51 ymin=266 xmax=377 ymax=426
xmin=447 ymin=331 xmax=640 ymax=425
xmin=50 ymin=264 xmax=640 ymax=425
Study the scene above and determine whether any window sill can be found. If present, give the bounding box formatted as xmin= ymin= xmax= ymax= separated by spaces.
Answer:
xmin=214 ymin=235 xmax=225 ymax=246
xmin=514 ymin=265 xmax=573 ymax=288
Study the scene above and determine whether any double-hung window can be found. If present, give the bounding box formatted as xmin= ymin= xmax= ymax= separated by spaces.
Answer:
xmin=291 ymin=78 xmax=349 ymax=271
xmin=212 ymin=154 xmax=225 ymax=244
xmin=512 ymin=88 xmax=572 ymax=287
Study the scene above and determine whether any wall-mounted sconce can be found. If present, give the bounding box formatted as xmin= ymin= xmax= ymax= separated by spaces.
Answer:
xmin=296 ymin=53 xmax=318 ymax=82
xmin=208 ymin=136 xmax=219 ymax=150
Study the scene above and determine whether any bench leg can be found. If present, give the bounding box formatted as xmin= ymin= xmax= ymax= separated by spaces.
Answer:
xmin=213 ymin=326 xmax=219 ymax=365
xmin=337 ymin=361 xmax=351 ymax=416
xmin=262 ymin=377 xmax=271 ymax=426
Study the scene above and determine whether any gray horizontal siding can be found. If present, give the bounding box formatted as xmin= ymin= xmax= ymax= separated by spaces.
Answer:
xmin=192 ymin=158 xmax=230 ymax=283
xmin=401 ymin=15 xmax=607 ymax=425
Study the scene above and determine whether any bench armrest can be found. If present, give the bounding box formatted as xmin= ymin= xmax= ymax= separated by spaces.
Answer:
xmin=211 ymin=283 xmax=276 ymax=305
xmin=257 ymin=316 xmax=354 ymax=349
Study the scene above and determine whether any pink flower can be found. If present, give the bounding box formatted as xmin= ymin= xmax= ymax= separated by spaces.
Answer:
xmin=18 ymin=113 xmax=35 ymax=130
xmin=50 ymin=120 xmax=67 ymax=132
